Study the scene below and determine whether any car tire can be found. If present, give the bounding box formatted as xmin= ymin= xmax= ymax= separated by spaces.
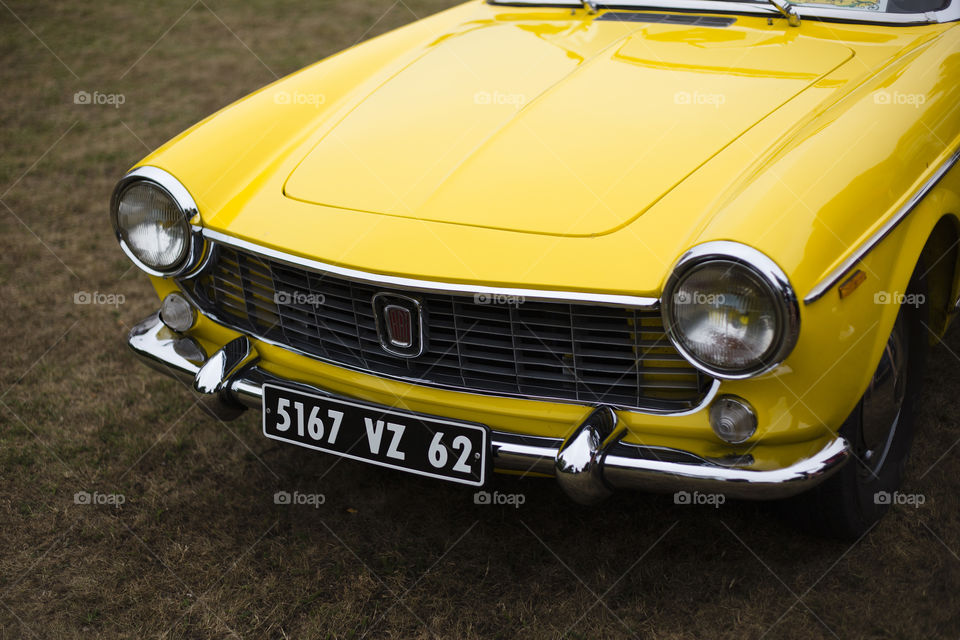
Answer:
xmin=786 ymin=269 xmax=928 ymax=540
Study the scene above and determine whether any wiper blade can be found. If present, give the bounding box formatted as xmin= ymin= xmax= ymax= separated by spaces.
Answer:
xmin=767 ymin=0 xmax=801 ymax=26
xmin=579 ymin=0 xmax=797 ymax=26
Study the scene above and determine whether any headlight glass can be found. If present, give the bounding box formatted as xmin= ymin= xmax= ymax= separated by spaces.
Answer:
xmin=664 ymin=253 xmax=796 ymax=378
xmin=115 ymin=182 xmax=189 ymax=272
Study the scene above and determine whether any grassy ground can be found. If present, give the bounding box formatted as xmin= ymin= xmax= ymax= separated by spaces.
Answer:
xmin=1 ymin=1 xmax=958 ymax=638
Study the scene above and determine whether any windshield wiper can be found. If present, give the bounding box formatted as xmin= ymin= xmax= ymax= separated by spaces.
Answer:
xmin=581 ymin=0 xmax=798 ymax=25
xmin=767 ymin=0 xmax=801 ymax=26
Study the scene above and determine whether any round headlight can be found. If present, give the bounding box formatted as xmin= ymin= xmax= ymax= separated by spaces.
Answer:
xmin=662 ymin=242 xmax=799 ymax=379
xmin=114 ymin=182 xmax=189 ymax=271
xmin=110 ymin=167 xmax=202 ymax=277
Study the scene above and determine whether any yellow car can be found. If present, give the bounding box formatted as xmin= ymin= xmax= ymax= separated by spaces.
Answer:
xmin=114 ymin=0 xmax=960 ymax=538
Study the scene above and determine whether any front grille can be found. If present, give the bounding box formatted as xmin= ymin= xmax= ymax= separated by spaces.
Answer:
xmin=181 ymin=244 xmax=713 ymax=411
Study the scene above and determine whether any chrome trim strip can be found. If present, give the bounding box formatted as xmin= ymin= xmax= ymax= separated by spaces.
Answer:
xmin=487 ymin=0 xmax=959 ymax=25
xmin=126 ymin=311 xmax=850 ymax=500
xmin=202 ymin=228 xmax=659 ymax=309
xmin=111 ymin=166 xmax=208 ymax=278
xmin=661 ymin=241 xmax=801 ymax=380
xmin=804 ymin=146 xmax=960 ymax=305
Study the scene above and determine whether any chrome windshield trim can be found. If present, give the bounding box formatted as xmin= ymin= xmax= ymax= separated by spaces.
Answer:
xmin=487 ymin=0 xmax=959 ymax=25
xmin=201 ymin=228 xmax=659 ymax=308
xmin=804 ymin=145 xmax=960 ymax=304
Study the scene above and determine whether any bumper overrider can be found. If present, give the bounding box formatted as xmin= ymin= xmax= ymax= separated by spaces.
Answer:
xmin=129 ymin=312 xmax=851 ymax=503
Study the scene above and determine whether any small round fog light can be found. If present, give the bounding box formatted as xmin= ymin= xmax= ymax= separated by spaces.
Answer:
xmin=709 ymin=395 xmax=757 ymax=444
xmin=160 ymin=293 xmax=196 ymax=333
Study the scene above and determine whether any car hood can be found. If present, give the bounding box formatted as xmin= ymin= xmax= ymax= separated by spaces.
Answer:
xmin=283 ymin=19 xmax=853 ymax=237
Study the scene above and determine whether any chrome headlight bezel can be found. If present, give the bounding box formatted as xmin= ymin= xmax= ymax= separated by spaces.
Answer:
xmin=109 ymin=166 xmax=206 ymax=278
xmin=661 ymin=241 xmax=800 ymax=380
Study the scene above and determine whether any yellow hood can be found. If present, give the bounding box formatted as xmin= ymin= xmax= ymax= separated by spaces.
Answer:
xmin=283 ymin=18 xmax=852 ymax=236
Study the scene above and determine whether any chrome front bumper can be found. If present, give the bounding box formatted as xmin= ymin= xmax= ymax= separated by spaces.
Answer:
xmin=128 ymin=312 xmax=851 ymax=502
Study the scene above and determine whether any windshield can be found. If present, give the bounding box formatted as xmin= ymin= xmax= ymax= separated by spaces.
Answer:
xmin=793 ymin=0 xmax=947 ymax=12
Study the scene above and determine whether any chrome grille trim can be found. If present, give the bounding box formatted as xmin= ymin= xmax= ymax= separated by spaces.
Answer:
xmin=200 ymin=229 xmax=658 ymax=308
xmin=180 ymin=238 xmax=715 ymax=413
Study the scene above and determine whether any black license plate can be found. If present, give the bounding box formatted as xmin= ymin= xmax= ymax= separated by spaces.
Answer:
xmin=262 ymin=384 xmax=488 ymax=486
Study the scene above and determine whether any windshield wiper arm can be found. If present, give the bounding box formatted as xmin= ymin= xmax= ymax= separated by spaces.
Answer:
xmin=578 ymin=0 xmax=796 ymax=26
xmin=768 ymin=0 xmax=801 ymax=26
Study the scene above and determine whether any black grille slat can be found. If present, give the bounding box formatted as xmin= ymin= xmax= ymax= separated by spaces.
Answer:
xmin=182 ymin=245 xmax=713 ymax=410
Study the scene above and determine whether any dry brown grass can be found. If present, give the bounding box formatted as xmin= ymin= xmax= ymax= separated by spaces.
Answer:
xmin=1 ymin=1 xmax=958 ymax=638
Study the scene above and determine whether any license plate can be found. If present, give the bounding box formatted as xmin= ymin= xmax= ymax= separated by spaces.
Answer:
xmin=262 ymin=384 xmax=488 ymax=486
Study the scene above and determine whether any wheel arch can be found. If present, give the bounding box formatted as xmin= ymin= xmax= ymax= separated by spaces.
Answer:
xmin=918 ymin=213 xmax=960 ymax=343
